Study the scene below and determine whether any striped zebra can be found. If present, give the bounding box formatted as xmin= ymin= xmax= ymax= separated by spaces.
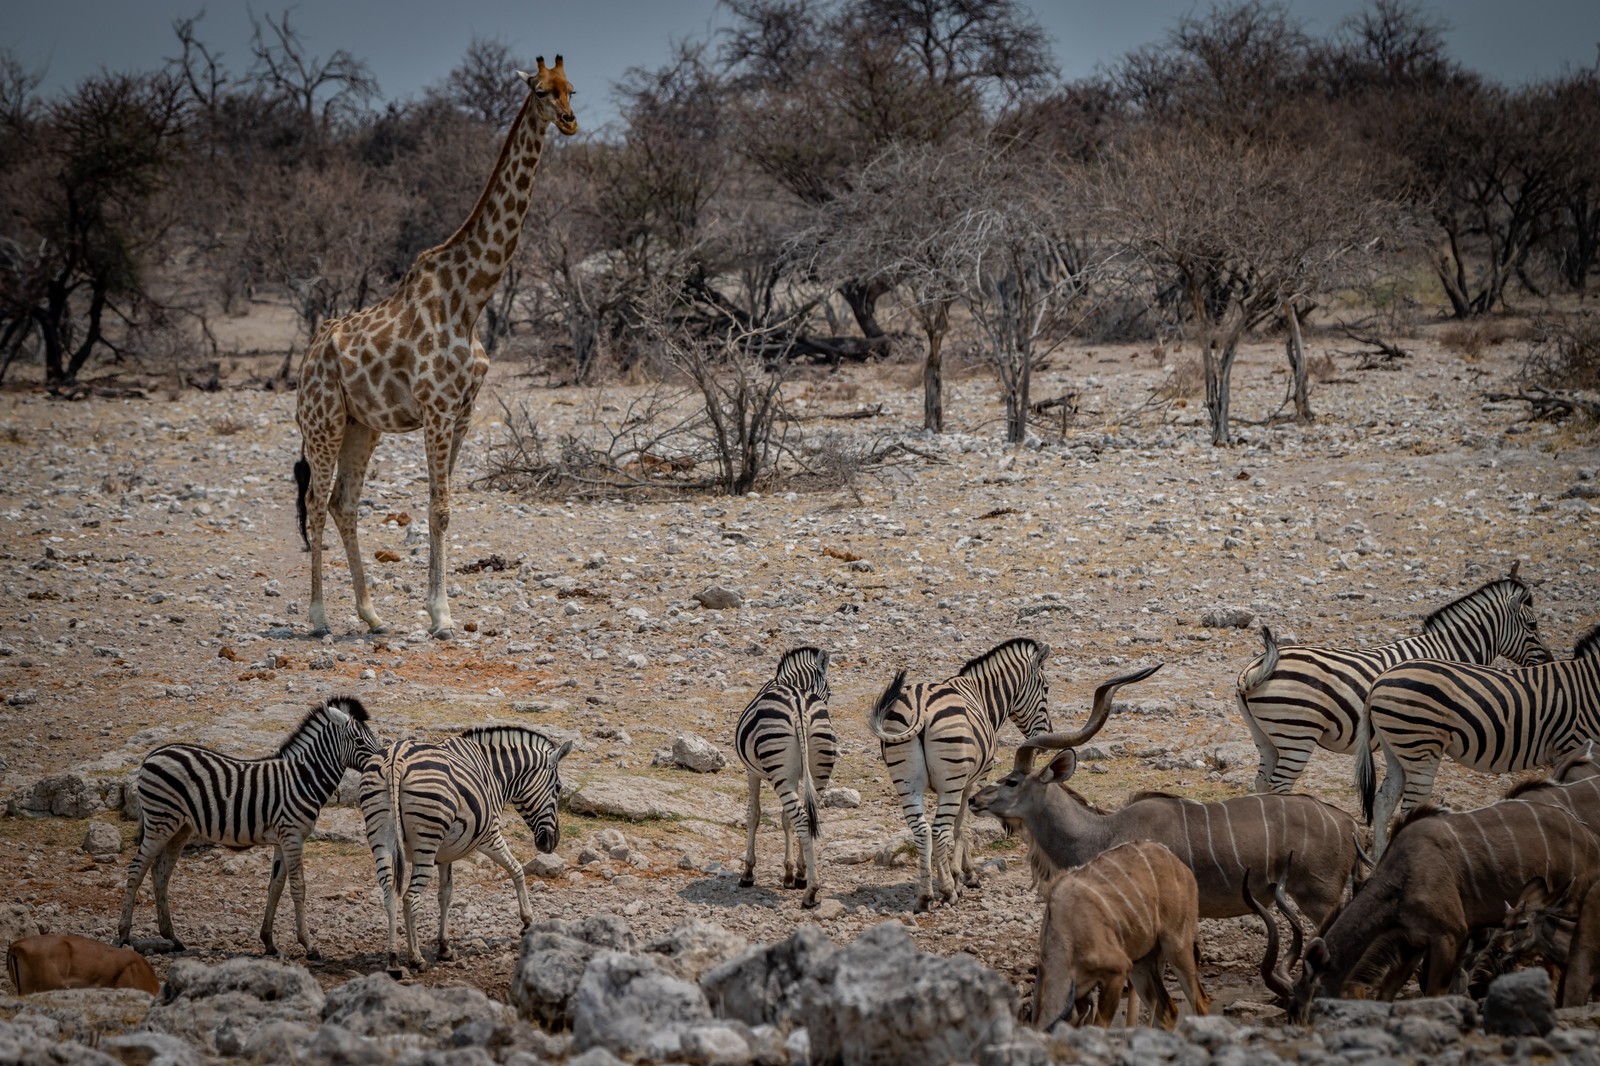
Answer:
xmin=1359 ymin=621 xmax=1600 ymax=857
xmin=1239 ymin=571 xmax=1549 ymax=793
xmin=360 ymin=724 xmax=572 ymax=973
xmin=735 ymin=646 xmax=835 ymax=908
xmin=116 ymin=696 xmax=381 ymax=958
xmin=869 ymin=637 xmax=1051 ymax=913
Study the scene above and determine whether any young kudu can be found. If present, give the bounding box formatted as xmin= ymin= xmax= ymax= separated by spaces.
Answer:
xmin=968 ymin=665 xmax=1359 ymax=927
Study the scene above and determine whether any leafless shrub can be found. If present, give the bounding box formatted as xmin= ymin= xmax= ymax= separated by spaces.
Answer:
xmin=1439 ymin=317 xmax=1520 ymax=359
xmin=1308 ymin=351 xmax=1342 ymax=384
xmin=1156 ymin=355 xmax=1205 ymax=402
xmin=1523 ymin=313 xmax=1600 ymax=390
xmin=208 ymin=414 xmax=250 ymax=437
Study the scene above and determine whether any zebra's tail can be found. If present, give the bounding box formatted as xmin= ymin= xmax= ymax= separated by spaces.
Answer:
xmin=796 ymin=697 xmax=822 ymax=840
xmin=1238 ymin=626 xmax=1280 ymax=697
xmin=294 ymin=453 xmax=312 ymax=551
xmin=1355 ymin=698 xmax=1377 ymax=826
xmin=867 ymin=669 xmax=919 ymax=743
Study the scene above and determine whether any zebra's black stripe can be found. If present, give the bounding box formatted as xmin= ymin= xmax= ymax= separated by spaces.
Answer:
xmin=117 ymin=697 xmax=380 ymax=957
xmin=1239 ymin=575 xmax=1548 ymax=793
xmin=361 ymin=724 xmax=573 ymax=972
xmin=1359 ymin=621 xmax=1600 ymax=856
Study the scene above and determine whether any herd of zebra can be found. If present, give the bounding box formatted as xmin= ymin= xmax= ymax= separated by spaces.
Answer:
xmin=110 ymin=565 xmax=1600 ymax=1026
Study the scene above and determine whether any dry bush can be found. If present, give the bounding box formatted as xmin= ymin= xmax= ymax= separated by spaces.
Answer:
xmin=208 ymin=415 xmax=251 ymax=437
xmin=1439 ymin=317 xmax=1522 ymax=359
xmin=1308 ymin=351 xmax=1341 ymax=383
xmin=1156 ymin=354 xmax=1205 ymax=401
xmin=1523 ymin=313 xmax=1600 ymax=390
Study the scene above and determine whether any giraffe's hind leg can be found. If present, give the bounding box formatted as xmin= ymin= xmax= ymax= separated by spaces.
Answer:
xmin=330 ymin=422 xmax=385 ymax=634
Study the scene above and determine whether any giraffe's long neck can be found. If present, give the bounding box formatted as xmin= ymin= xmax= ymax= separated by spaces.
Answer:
xmin=437 ymin=93 xmax=550 ymax=322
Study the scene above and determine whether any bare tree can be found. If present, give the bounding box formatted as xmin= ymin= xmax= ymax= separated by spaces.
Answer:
xmin=0 ymin=65 xmax=191 ymax=388
xmin=800 ymin=141 xmax=972 ymax=431
xmin=247 ymin=9 xmax=378 ymax=150
xmin=434 ymin=37 xmax=535 ymax=127
xmin=1103 ymin=129 xmax=1407 ymax=444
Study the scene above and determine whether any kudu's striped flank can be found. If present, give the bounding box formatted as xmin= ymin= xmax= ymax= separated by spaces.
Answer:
xmin=734 ymin=647 xmax=836 ymax=908
xmin=117 ymin=697 xmax=381 ymax=957
xmin=1359 ymin=621 xmax=1600 ymax=856
xmin=361 ymin=724 xmax=572 ymax=973
xmin=969 ymin=665 xmax=1358 ymax=927
xmin=1238 ymin=571 xmax=1548 ymax=793
xmin=869 ymin=637 xmax=1052 ymax=912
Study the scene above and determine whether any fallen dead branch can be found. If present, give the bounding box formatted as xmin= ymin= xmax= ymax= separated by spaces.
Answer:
xmin=1483 ymin=386 xmax=1600 ymax=422
xmin=1334 ymin=320 xmax=1411 ymax=369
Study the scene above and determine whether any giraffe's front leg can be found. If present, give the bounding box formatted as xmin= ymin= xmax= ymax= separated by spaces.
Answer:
xmin=422 ymin=415 xmax=457 ymax=640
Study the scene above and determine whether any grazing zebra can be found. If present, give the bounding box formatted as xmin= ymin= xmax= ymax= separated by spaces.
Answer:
xmin=361 ymin=724 xmax=572 ymax=973
xmin=1239 ymin=571 xmax=1549 ymax=793
xmin=1359 ymin=621 xmax=1600 ymax=856
xmin=869 ymin=637 xmax=1051 ymax=912
xmin=117 ymin=696 xmax=381 ymax=958
xmin=735 ymin=647 xmax=835 ymax=907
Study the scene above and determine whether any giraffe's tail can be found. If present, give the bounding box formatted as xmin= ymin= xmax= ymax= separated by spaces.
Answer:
xmin=294 ymin=453 xmax=311 ymax=551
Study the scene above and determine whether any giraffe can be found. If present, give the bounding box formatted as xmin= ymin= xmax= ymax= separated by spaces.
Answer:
xmin=293 ymin=56 xmax=577 ymax=639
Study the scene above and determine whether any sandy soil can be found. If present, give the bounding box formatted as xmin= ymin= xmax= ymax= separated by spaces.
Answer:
xmin=0 ymin=315 xmax=1595 ymax=1018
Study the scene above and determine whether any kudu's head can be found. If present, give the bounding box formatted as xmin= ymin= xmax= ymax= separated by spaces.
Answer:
xmin=968 ymin=664 xmax=1161 ymax=827
xmin=1287 ymin=937 xmax=1331 ymax=1025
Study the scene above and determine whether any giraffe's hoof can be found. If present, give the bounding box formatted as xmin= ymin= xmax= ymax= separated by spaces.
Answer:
xmin=430 ymin=627 xmax=455 ymax=641
xmin=367 ymin=623 xmax=389 ymax=636
xmin=792 ymin=876 xmax=808 ymax=890
xmin=309 ymin=626 xmax=330 ymax=639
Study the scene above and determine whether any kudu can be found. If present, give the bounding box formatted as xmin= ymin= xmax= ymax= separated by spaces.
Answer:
xmin=968 ymin=665 xmax=1359 ymax=926
xmin=1034 ymin=840 xmax=1209 ymax=1029
xmin=1289 ymin=797 xmax=1600 ymax=1022
xmin=7 ymin=934 xmax=160 ymax=995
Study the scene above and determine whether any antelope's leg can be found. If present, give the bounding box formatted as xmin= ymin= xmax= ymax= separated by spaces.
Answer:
xmin=1093 ymin=972 xmax=1128 ymax=1027
xmin=741 ymin=771 xmax=761 ymax=888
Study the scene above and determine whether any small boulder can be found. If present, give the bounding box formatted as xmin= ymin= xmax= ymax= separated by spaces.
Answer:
xmin=145 ymin=957 xmax=324 ymax=1055
xmin=648 ymin=920 xmax=749 ymax=982
xmin=673 ymin=735 xmax=728 ymax=774
xmin=693 ymin=586 xmax=744 ymax=610
xmin=1484 ymin=968 xmax=1557 ymax=1037
xmin=702 ymin=924 xmax=837 ymax=1030
xmin=821 ymin=788 xmax=860 ymax=809
xmin=510 ymin=915 xmax=638 ymax=1030
xmin=320 ymin=972 xmax=512 ymax=1044
xmin=82 ymin=821 xmax=123 ymax=860
xmin=8 ymin=772 xmax=110 ymax=818
xmin=1200 ymin=606 xmax=1257 ymax=629
xmin=524 ymin=852 xmax=567 ymax=878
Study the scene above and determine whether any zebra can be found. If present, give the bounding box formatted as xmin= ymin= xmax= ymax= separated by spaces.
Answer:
xmin=1359 ymin=620 xmax=1600 ymax=857
xmin=868 ymin=636 xmax=1051 ymax=913
xmin=116 ymin=696 xmax=381 ymax=958
xmin=360 ymin=724 xmax=573 ymax=973
xmin=1238 ymin=570 xmax=1550 ymax=793
xmin=734 ymin=646 xmax=835 ymax=908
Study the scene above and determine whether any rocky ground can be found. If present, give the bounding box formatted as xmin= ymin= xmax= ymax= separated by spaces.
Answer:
xmin=0 ymin=320 xmax=1596 ymax=1059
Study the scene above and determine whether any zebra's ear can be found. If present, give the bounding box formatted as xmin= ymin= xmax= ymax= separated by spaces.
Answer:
xmin=326 ymin=704 xmax=350 ymax=726
xmin=1035 ymin=642 xmax=1051 ymax=663
xmin=555 ymin=739 xmax=575 ymax=762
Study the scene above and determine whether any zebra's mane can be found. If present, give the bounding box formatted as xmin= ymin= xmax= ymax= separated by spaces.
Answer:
xmin=457 ymin=724 xmax=562 ymax=749
xmin=1421 ymin=578 xmax=1525 ymax=634
xmin=1392 ymin=802 xmax=1448 ymax=837
xmin=1572 ymin=621 xmax=1600 ymax=661
xmin=774 ymin=646 xmax=828 ymax=683
xmin=958 ymin=636 xmax=1042 ymax=677
xmin=275 ymin=696 xmax=368 ymax=757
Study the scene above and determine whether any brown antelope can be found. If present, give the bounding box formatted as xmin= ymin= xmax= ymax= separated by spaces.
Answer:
xmin=1289 ymin=797 xmax=1600 ymax=1021
xmin=968 ymin=666 xmax=1359 ymax=926
xmin=1034 ymin=840 xmax=1209 ymax=1029
xmin=7 ymin=934 xmax=160 ymax=995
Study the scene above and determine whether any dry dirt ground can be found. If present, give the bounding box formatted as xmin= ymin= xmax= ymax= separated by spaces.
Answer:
xmin=0 ymin=320 xmax=1595 ymax=1022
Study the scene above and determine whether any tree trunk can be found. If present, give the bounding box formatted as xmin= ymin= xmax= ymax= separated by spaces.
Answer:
xmin=923 ymin=330 xmax=944 ymax=433
xmin=839 ymin=278 xmax=890 ymax=339
xmin=1283 ymin=298 xmax=1313 ymax=424
xmin=1432 ymin=233 xmax=1475 ymax=319
xmin=1204 ymin=339 xmax=1238 ymax=446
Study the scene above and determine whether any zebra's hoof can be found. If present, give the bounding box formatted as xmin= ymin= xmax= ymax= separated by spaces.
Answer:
xmin=914 ymin=898 xmax=933 ymax=914
xmin=387 ymin=966 xmax=409 ymax=981
xmin=168 ymin=940 xmax=186 ymax=954
xmin=792 ymin=876 xmax=808 ymax=889
xmin=305 ymin=947 xmax=322 ymax=962
xmin=437 ymin=946 xmax=454 ymax=962
xmin=261 ymin=944 xmax=279 ymax=957
xmin=801 ymin=894 xmax=820 ymax=910
xmin=309 ymin=627 xmax=330 ymax=638
xmin=367 ymin=623 xmax=389 ymax=636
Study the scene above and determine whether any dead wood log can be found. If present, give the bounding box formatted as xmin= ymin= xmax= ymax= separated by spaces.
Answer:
xmin=1483 ymin=386 xmax=1600 ymax=421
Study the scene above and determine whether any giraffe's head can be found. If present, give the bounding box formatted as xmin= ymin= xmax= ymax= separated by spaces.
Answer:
xmin=517 ymin=55 xmax=578 ymax=136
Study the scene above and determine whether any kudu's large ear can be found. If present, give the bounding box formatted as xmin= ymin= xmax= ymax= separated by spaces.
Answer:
xmin=1038 ymin=749 xmax=1077 ymax=785
xmin=1305 ymin=937 xmax=1330 ymax=969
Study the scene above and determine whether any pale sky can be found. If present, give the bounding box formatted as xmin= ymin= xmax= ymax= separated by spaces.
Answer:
xmin=6 ymin=1 xmax=1599 ymax=130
